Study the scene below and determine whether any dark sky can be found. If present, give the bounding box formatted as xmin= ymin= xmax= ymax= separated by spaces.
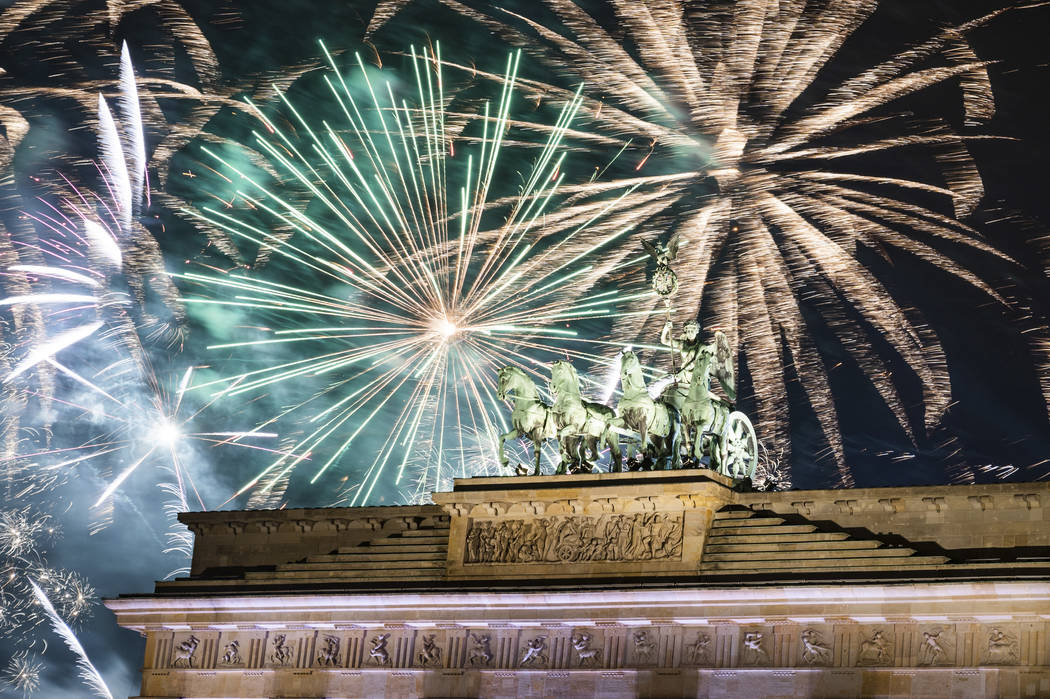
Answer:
xmin=1 ymin=0 xmax=1049 ymax=696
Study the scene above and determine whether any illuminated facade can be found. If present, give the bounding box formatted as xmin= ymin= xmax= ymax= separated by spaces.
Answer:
xmin=107 ymin=471 xmax=1050 ymax=698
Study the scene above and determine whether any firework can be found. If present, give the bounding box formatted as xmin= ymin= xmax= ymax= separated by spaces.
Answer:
xmin=181 ymin=43 xmax=657 ymax=503
xmin=3 ymin=651 xmax=42 ymax=694
xmin=28 ymin=579 xmax=112 ymax=699
xmin=371 ymin=0 xmax=1050 ymax=486
xmin=0 ymin=505 xmax=99 ymax=694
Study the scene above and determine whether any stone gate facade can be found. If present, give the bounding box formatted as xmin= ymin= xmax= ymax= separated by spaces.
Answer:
xmin=106 ymin=471 xmax=1050 ymax=698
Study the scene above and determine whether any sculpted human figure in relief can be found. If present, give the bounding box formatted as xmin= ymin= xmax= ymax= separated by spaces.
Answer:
xmin=800 ymin=629 xmax=831 ymax=665
xmin=316 ymin=635 xmax=340 ymax=666
xmin=571 ymin=634 xmax=601 ymax=667
xmin=172 ymin=635 xmax=199 ymax=668
xmin=220 ymin=639 xmax=241 ymax=665
xmin=270 ymin=634 xmax=294 ymax=666
xmin=369 ymin=633 xmax=390 ymax=666
xmin=520 ymin=636 xmax=548 ymax=667
xmin=986 ymin=628 xmax=1018 ymax=664
xmin=417 ymin=634 xmax=442 ymax=667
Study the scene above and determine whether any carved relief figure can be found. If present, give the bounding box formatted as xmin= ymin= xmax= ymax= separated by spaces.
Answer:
xmin=742 ymin=632 xmax=769 ymax=665
xmin=270 ymin=634 xmax=294 ymax=665
xmin=369 ymin=634 xmax=391 ymax=666
xmin=685 ymin=632 xmax=711 ymax=665
xmin=918 ymin=631 xmax=947 ymax=666
xmin=520 ymin=636 xmax=548 ymax=667
xmin=572 ymin=634 xmax=602 ymax=668
xmin=316 ymin=635 xmax=340 ymax=666
xmin=220 ymin=639 xmax=241 ymax=665
xmin=171 ymin=635 xmax=199 ymax=668
xmin=857 ymin=630 xmax=892 ymax=666
xmin=632 ymin=630 xmax=657 ymax=664
xmin=986 ymin=628 xmax=1019 ymax=665
xmin=464 ymin=513 xmax=683 ymax=565
xmin=417 ymin=634 xmax=442 ymax=667
xmin=467 ymin=633 xmax=493 ymax=666
xmin=800 ymin=629 xmax=831 ymax=666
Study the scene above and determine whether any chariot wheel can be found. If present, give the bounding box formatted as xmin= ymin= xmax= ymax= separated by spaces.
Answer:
xmin=717 ymin=411 xmax=758 ymax=479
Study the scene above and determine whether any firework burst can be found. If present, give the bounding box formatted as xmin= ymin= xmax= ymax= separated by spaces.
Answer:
xmin=181 ymin=43 xmax=657 ymax=504
xmin=3 ymin=651 xmax=42 ymax=694
xmin=371 ymin=0 xmax=1050 ymax=486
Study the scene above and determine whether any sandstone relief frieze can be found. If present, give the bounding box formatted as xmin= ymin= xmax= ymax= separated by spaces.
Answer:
xmin=415 ymin=633 xmax=443 ymax=668
xmin=464 ymin=512 xmax=683 ymax=564
xmin=368 ymin=634 xmax=391 ymax=666
xmin=740 ymin=631 xmax=770 ymax=666
xmin=519 ymin=635 xmax=549 ymax=668
xmin=799 ymin=629 xmax=832 ymax=666
xmin=315 ymin=635 xmax=341 ymax=667
xmin=219 ymin=639 xmax=243 ymax=666
xmin=855 ymin=628 xmax=894 ymax=667
xmin=917 ymin=627 xmax=954 ymax=667
xmin=268 ymin=633 xmax=295 ymax=667
xmin=683 ymin=631 xmax=713 ymax=666
xmin=171 ymin=635 xmax=200 ymax=668
xmin=630 ymin=630 xmax=659 ymax=666
xmin=982 ymin=626 xmax=1019 ymax=665
xmin=466 ymin=633 xmax=493 ymax=666
xmin=148 ymin=618 xmax=1050 ymax=682
xmin=571 ymin=633 xmax=602 ymax=668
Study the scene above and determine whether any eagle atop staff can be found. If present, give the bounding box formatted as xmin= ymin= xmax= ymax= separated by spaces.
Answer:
xmin=642 ymin=232 xmax=681 ymax=298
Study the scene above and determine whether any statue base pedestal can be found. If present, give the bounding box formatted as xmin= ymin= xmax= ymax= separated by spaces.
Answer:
xmin=434 ymin=469 xmax=736 ymax=581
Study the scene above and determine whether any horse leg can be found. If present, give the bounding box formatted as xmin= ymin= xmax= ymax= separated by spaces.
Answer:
xmin=680 ymin=416 xmax=693 ymax=466
xmin=498 ymin=429 xmax=518 ymax=469
xmin=584 ymin=436 xmax=598 ymax=468
xmin=639 ymin=422 xmax=650 ymax=470
xmin=607 ymin=430 xmax=622 ymax=473
xmin=667 ymin=416 xmax=679 ymax=470
xmin=532 ymin=437 xmax=544 ymax=476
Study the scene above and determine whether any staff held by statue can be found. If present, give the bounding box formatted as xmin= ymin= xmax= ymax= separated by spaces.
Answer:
xmin=641 ymin=232 xmax=681 ymax=379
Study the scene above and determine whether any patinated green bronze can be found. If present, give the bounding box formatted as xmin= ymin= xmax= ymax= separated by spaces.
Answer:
xmin=495 ymin=235 xmax=759 ymax=479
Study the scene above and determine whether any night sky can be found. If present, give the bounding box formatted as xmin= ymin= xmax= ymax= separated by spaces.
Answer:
xmin=1 ymin=0 xmax=1049 ymax=695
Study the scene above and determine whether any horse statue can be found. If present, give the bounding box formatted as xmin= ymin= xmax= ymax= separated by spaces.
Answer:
xmin=616 ymin=351 xmax=677 ymax=469
xmin=549 ymin=360 xmax=622 ymax=473
xmin=679 ymin=330 xmax=733 ymax=466
xmin=497 ymin=366 xmax=557 ymax=476
xmin=678 ymin=330 xmax=757 ymax=478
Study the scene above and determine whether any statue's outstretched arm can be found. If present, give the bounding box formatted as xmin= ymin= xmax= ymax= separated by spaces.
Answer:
xmin=660 ymin=321 xmax=676 ymax=350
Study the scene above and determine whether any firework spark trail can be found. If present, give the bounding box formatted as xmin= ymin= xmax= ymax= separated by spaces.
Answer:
xmin=369 ymin=0 xmax=1050 ymax=485
xmin=183 ymin=43 xmax=658 ymax=502
xmin=28 ymin=580 xmax=112 ymax=699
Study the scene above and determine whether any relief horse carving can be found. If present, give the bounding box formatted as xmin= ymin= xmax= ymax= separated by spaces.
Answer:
xmin=171 ymin=635 xmax=199 ymax=668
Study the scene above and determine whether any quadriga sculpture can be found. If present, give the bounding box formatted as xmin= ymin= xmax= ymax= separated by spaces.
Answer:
xmin=495 ymin=329 xmax=757 ymax=478
xmin=549 ymin=360 xmax=622 ymax=473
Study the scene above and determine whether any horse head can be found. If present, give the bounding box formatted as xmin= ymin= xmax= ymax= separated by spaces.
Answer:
xmin=497 ymin=366 xmax=510 ymax=400
xmin=497 ymin=365 xmax=531 ymax=400
xmin=619 ymin=351 xmax=644 ymax=390
xmin=549 ymin=360 xmax=579 ymax=398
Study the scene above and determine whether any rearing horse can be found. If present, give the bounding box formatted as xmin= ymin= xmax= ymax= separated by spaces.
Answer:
xmin=549 ymin=360 xmax=622 ymax=473
xmin=497 ymin=366 xmax=557 ymax=476
xmin=616 ymin=351 xmax=677 ymax=469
